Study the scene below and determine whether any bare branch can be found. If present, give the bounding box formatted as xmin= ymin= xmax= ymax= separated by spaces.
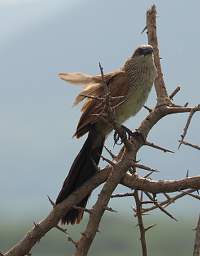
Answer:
xmin=144 ymin=192 xmax=177 ymax=221
xmin=179 ymin=105 xmax=200 ymax=148
xmin=146 ymin=5 xmax=171 ymax=105
xmin=134 ymin=191 xmax=148 ymax=256
xmin=111 ymin=192 xmax=134 ymax=198
xmin=74 ymin=150 xmax=136 ymax=256
xmin=142 ymin=189 xmax=196 ymax=213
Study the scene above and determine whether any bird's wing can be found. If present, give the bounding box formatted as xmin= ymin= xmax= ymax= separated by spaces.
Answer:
xmin=74 ymin=70 xmax=129 ymax=138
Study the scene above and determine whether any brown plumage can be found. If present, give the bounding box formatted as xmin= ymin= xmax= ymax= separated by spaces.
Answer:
xmin=56 ymin=45 xmax=157 ymax=224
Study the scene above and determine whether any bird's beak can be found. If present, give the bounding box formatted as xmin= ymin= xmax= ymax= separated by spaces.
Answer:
xmin=143 ymin=47 xmax=153 ymax=56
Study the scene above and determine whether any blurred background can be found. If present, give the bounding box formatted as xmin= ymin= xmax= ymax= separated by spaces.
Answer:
xmin=0 ymin=0 xmax=200 ymax=255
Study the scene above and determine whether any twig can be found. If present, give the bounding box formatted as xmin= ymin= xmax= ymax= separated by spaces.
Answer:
xmin=179 ymin=140 xmax=200 ymax=151
xmin=56 ymin=225 xmax=78 ymax=247
xmin=142 ymin=189 xmax=196 ymax=213
xmin=193 ymin=215 xmax=200 ymax=256
xmin=111 ymin=192 xmax=134 ymax=198
xmin=144 ymin=192 xmax=177 ymax=221
xmin=179 ymin=105 xmax=200 ymax=148
xmin=134 ymin=190 xmax=148 ymax=256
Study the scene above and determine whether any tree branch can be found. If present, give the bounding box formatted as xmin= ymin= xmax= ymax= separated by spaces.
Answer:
xmin=146 ymin=5 xmax=171 ymax=105
xmin=134 ymin=191 xmax=148 ymax=256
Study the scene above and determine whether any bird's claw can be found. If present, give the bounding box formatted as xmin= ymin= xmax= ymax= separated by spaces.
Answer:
xmin=113 ymin=126 xmax=145 ymax=147
xmin=113 ymin=125 xmax=135 ymax=146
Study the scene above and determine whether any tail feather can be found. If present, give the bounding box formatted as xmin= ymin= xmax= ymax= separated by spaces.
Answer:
xmin=58 ymin=72 xmax=94 ymax=84
xmin=56 ymin=127 xmax=105 ymax=225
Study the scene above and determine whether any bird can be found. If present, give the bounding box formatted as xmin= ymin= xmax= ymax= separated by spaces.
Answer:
xmin=56 ymin=44 xmax=157 ymax=225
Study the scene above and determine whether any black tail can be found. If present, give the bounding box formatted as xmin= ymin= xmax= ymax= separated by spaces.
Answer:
xmin=56 ymin=127 xmax=105 ymax=225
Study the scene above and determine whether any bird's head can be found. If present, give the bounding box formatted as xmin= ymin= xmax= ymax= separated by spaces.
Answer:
xmin=132 ymin=44 xmax=154 ymax=62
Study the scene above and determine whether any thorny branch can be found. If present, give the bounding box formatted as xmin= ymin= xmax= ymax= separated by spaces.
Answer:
xmin=146 ymin=4 xmax=171 ymax=105
xmin=134 ymin=191 xmax=148 ymax=256
xmin=3 ymin=4 xmax=200 ymax=256
xmin=179 ymin=105 xmax=200 ymax=148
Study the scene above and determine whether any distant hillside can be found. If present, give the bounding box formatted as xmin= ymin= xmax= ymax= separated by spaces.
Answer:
xmin=0 ymin=215 xmax=195 ymax=256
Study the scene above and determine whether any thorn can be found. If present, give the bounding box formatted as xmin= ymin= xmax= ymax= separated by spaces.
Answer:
xmin=47 ymin=195 xmax=56 ymax=207
xmin=33 ymin=222 xmax=42 ymax=242
xmin=143 ymin=171 xmax=155 ymax=178
xmin=141 ymin=25 xmax=147 ymax=34
xmin=33 ymin=222 xmax=40 ymax=228
xmin=145 ymin=224 xmax=156 ymax=232
xmin=73 ymin=206 xmax=93 ymax=214
xmin=141 ymin=200 xmax=155 ymax=205
xmin=104 ymin=145 xmax=117 ymax=159
xmin=67 ymin=236 xmax=78 ymax=248
xmin=105 ymin=206 xmax=118 ymax=213
xmin=133 ymin=162 xmax=159 ymax=173
xmin=184 ymin=102 xmax=189 ymax=107
xmin=169 ymin=86 xmax=181 ymax=100
xmin=81 ymin=232 xmax=87 ymax=237
xmin=186 ymin=170 xmax=189 ymax=178
xmin=143 ymin=105 xmax=152 ymax=112
xmin=152 ymin=193 xmax=157 ymax=201
xmin=197 ymin=190 xmax=199 ymax=195
xmin=101 ymin=155 xmax=116 ymax=167
xmin=56 ymin=225 xmax=67 ymax=234
xmin=163 ymin=193 xmax=171 ymax=201
xmin=145 ymin=141 xmax=174 ymax=153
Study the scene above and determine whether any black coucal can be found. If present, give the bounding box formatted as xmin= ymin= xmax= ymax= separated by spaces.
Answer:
xmin=56 ymin=45 xmax=157 ymax=225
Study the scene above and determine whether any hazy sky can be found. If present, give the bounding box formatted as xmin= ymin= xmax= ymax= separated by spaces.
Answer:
xmin=0 ymin=0 xmax=200 ymax=222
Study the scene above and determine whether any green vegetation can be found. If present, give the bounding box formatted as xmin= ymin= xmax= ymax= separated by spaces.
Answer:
xmin=0 ymin=214 xmax=195 ymax=256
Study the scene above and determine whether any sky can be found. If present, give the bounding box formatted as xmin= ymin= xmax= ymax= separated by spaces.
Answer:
xmin=0 ymin=0 xmax=200 ymax=223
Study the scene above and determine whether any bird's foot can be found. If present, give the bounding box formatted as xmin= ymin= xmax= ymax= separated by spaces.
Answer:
xmin=113 ymin=126 xmax=145 ymax=146
xmin=113 ymin=125 xmax=134 ymax=146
